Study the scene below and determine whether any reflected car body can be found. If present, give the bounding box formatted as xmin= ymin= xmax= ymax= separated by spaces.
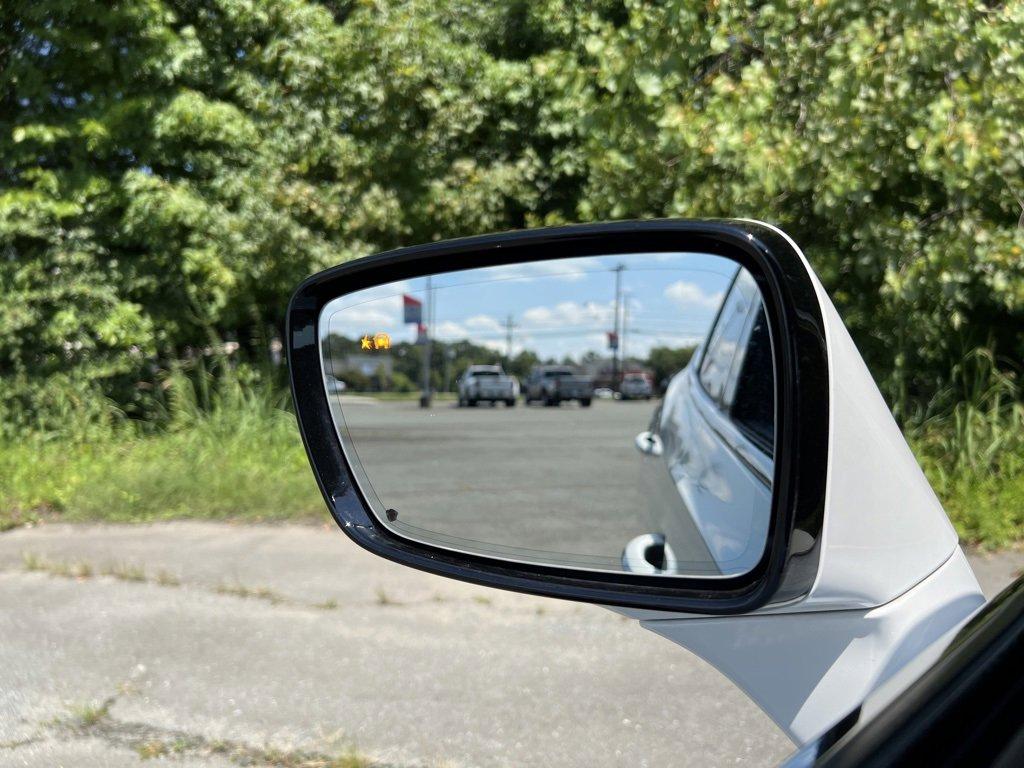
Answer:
xmin=634 ymin=268 xmax=775 ymax=577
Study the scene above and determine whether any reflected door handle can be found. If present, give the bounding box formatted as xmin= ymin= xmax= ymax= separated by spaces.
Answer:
xmin=634 ymin=430 xmax=663 ymax=457
xmin=622 ymin=533 xmax=678 ymax=575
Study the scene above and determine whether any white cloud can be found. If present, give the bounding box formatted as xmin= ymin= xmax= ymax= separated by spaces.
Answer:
xmin=434 ymin=320 xmax=470 ymax=339
xmin=663 ymin=281 xmax=724 ymax=311
xmin=321 ymin=281 xmax=417 ymax=338
xmin=468 ymin=257 xmax=606 ymax=285
xmin=464 ymin=314 xmax=504 ymax=332
xmin=522 ymin=300 xmax=614 ymax=328
xmin=327 ymin=296 xmax=401 ymax=333
xmin=480 ymin=339 xmax=508 ymax=354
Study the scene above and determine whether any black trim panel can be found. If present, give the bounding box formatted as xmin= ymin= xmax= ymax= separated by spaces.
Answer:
xmin=286 ymin=220 xmax=829 ymax=613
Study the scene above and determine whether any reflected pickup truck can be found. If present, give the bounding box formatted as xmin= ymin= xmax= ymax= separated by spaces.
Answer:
xmin=457 ymin=365 xmax=517 ymax=407
xmin=523 ymin=366 xmax=594 ymax=407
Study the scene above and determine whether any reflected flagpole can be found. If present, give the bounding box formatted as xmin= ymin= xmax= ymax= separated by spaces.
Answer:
xmin=420 ymin=276 xmax=433 ymax=408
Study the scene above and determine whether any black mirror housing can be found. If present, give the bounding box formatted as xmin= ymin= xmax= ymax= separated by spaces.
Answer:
xmin=287 ymin=220 xmax=829 ymax=614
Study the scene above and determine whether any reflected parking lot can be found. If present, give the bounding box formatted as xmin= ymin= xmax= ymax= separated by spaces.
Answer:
xmin=336 ymin=397 xmax=660 ymax=567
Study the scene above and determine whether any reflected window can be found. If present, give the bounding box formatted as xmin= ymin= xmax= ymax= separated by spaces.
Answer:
xmin=730 ymin=306 xmax=775 ymax=454
xmin=698 ymin=269 xmax=757 ymax=403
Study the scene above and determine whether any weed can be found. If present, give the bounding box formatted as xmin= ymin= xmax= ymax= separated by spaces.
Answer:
xmin=135 ymin=740 xmax=168 ymax=759
xmin=216 ymin=581 xmax=286 ymax=605
xmin=155 ymin=570 xmax=181 ymax=587
xmin=255 ymin=586 xmax=285 ymax=605
xmin=907 ymin=349 xmax=1024 ymax=547
xmin=101 ymin=562 xmax=146 ymax=582
xmin=22 ymin=553 xmax=93 ymax=579
xmin=0 ymin=377 xmax=323 ymax=531
xmin=71 ymin=700 xmax=110 ymax=728
xmin=21 ymin=551 xmax=44 ymax=571
xmin=59 ymin=561 xmax=92 ymax=579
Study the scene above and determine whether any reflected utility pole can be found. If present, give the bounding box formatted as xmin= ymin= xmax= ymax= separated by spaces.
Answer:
xmin=622 ymin=290 xmax=630 ymax=374
xmin=505 ymin=314 xmax=517 ymax=362
xmin=443 ymin=345 xmax=455 ymax=393
xmin=419 ymin=276 xmax=433 ymax=408
xmin=611 ymin=264 xmax=624 ymax=391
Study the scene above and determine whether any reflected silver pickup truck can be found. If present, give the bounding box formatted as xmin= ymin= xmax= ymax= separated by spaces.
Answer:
xmin=523 ymin=365 xmax=594 ymax=407
xmin=457 ymin=365 xmax=517 ymax=407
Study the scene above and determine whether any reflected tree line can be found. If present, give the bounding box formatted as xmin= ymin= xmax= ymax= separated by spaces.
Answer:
xmin=325 ymin=334 xmax=695 ymax=394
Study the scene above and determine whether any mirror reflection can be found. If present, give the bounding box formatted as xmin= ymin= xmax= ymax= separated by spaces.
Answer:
xmin=319 ymin=253 xmax=775 ymax=578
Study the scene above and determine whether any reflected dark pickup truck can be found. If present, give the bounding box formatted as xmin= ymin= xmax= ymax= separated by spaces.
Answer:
xmin=523 ymin=366 xmax=594 ymax=407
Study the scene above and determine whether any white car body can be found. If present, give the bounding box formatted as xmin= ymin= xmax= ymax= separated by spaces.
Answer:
xmin=612 ymin=222 xmax=984 ymax=745
xmin=295 ymin=220 xmax=994 ymax=760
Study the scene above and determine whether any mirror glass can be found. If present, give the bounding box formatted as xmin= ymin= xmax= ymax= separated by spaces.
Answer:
xmin=319 ymin=252 xmax=775 ymax=578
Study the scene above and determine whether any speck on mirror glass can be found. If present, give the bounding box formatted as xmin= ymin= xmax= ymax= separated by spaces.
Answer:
xmin=319 ymin=252 xmax=776 ymax=578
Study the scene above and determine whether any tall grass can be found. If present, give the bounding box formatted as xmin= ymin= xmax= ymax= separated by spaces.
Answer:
xmin=1 ymin=351 xmax=1022 ymax=548
xmin=906 ymin=349 xmax=1024 ymax=548
xmin=0 ymin=360 xmax=324 ymax=531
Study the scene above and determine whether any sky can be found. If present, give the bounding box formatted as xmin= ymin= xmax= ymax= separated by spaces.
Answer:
xmin=320 ymin=252 xmax=743 ymax=363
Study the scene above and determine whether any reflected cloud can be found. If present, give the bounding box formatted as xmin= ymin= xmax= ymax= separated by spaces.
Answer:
xmin=664 ymin=281 xmax=724 ymax=311
xmin=522 ymin=300 xmax=615 ymax=328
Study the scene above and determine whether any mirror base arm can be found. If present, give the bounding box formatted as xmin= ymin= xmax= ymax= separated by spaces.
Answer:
xmin=634 ymin=547 xmax=983 ymax=746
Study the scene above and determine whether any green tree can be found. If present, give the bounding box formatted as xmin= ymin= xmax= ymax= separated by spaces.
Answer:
xmin=554 ymin=0 xmax=1024 ymax=414
xmin=0 ymin=0 xmax=592 ymax=428
xmin=647 ymin=345 xmax=696 ymax=389
xmin=4 ymin=0 xmax=1024 ymax=433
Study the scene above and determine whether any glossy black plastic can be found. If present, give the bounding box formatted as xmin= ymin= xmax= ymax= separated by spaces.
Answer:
xmin=287 ymin=220 xmax=829 ymax=613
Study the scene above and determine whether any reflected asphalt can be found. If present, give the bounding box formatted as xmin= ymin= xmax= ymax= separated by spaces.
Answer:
xmin=337 ymin=397 xmax=665 ymax=570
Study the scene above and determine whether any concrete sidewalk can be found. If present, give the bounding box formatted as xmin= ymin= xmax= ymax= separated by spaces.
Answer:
xmin=1 ymin=523 xmax=1020 ymax=768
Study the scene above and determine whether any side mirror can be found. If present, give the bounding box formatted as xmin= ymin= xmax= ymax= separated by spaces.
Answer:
xmin=287 ymin=219 xmax=983 ymax=743
xmin=287 ymin=220 xmax=835 ymax=613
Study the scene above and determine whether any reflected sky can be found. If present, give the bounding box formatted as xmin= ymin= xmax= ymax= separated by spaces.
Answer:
xmin=322 ymin=253 xmax=738 ymax=361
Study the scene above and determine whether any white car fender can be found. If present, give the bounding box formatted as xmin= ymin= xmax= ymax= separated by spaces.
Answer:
xmin=608 ymin=222 xmax=985 ymax=745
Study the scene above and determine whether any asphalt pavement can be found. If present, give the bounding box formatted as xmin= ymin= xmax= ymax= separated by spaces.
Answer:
xmin=2 ymin=397 xmax=1022 ymax=767
xmin=1 ymin=523 xmax=1021 ymax=768
xmin=0 ymin=522 xmax=793 ymax=768
xmin=336 ymin=397 xmax=717 ymax=573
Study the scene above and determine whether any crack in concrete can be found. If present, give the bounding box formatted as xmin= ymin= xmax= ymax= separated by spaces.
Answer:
xmin=57 ymin=716 xmax=383 ymax=768
xmin=9 ymin=552 xmax=509 ymax=614
xmin=0 ymin=735 xmax=45 ymax=750
xmin=2 ymin=658 xmax=432 ymax=767
xmin=30 ymin=687 xmax=410 ymax=768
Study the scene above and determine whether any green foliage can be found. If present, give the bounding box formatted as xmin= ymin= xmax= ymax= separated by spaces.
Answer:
xmin=0 ymin=367 xmax=322 ymax=529
xmin=647 ymin=345 xmax=696 ymax=388
xmin=557 ymin=0 xmax=1024 ymax=413
xmin=908 ymin=350 xmax=1024 ymax=546
xmin=1 ymin=0 xmax=586 ymax=427
xmin=2 ymin=1 xmax=1024 ymax=543
xmin=4 ymin=0 xmax=1023 ymax=424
